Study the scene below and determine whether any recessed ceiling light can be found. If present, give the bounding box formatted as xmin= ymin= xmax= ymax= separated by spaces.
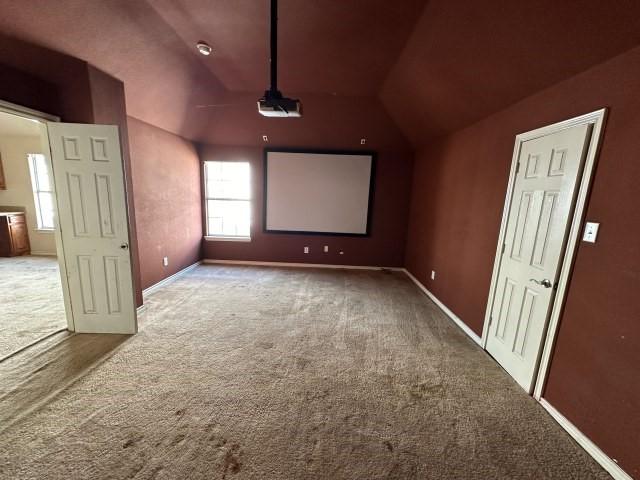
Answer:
xmin=196 ymin=41 xmax=212 ymax=56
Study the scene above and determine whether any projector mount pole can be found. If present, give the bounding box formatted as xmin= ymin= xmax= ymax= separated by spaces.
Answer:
xmin=269 ymin=0 xmax=280 ymax=98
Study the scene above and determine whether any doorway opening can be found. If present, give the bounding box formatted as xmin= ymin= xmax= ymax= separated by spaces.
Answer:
xmin=0 ymin=109 xmax=68 ymax=360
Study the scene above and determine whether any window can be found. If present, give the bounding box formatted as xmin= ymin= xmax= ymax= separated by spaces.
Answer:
xmin=204 ymin=161 xmax=251 ymax=239
xmin=27 ymin=154 xmax=55 ymax=230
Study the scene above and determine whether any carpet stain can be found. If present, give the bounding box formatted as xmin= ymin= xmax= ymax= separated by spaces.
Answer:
xmin=408 ymin=382 xmax=444 ymax=399
xmin=122 ymin=435 xmax=143 ymax=449
xmin=221 ymin=443 xmax=242 ymax=478
xmin=295 ymin=356 xmax=311 ymax=370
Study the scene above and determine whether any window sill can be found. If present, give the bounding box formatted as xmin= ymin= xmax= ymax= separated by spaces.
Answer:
xmin=35 ymin=228 xmax=56 ymax=233
xmin=204 ymin=236 xmax=251 ymax=242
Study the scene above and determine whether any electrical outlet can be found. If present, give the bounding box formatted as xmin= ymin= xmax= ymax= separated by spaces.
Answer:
xmin=431 ymin=270 xmax=436 ymax=280
xmin=324 ymin=245 xmax=329 ymax=253
xmin=304 ymin=246 xmax=309 ymax=254
xmin=163 ymin=257 xmax=169 ymax=267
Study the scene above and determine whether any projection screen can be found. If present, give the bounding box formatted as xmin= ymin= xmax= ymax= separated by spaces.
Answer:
xmin=264 ymin=150 xmax=375 ymax=235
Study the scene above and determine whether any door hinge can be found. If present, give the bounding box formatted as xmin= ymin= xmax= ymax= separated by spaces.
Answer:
xmin=501 ymin=243 xmax=506 ymax=255
xmin=516 ymin=162 xmax=521 ymax=174
xmin=488 ymin=315 xmax=493 ymax=326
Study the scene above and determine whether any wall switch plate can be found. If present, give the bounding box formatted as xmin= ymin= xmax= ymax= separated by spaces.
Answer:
xmin=431 ymin=270 xmax=436 ymax=280
xmin=583 ymin=222 xmax=600 ymax=243
xmin=163 ymin=256 xmax=169 ymax=266
xmin=304 ymin=246 xmax=309 ymax=254
xmin=324 ymin=245 xmax=329 ymax=253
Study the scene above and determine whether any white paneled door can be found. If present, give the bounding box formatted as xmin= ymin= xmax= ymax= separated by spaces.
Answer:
xmin=486 ymin=124 xmax=591 ymax=392
xmin=47 ymin=123 xmax=136 ymax=334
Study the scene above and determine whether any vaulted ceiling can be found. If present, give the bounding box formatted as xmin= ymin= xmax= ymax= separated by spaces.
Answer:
xmin=381 ymin=0 xmax=640 ymax=146
xmin=1 ymin=0 xmax=639 ymax=148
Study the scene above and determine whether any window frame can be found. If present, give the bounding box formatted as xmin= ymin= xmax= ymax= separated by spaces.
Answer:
xmin=27 ymin=153 xmax=56 ymax=231
xmin=203 ymin=160 xmax=252 ymax=241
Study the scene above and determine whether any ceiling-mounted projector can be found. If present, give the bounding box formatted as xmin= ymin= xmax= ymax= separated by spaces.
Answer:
xmin=258 ymin=0 xmax=302 ymax=118
xmin=258 ymin=90 xmax=302 ymax=117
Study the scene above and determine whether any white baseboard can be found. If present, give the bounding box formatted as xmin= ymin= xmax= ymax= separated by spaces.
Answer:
xmin=403 ymin=268 xmax=631 ymax=479
xmin=30 ymin=251 xmax=57 ymax=256
xmin=142 ymin=261 xmax=202 ymax=300
xmin=402 ymin=268 xmax=482 ymax=346
xmin=539 ymin=399 xmax=633 ymax=480
xmin=202 ymin=259 xmax=404 ymax=271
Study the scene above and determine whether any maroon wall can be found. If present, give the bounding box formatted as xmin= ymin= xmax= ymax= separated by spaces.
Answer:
xmin=128 ymin=117 xmax=202 ymax=290
xmin=0 ymin=34 xmax=93 ymax=123
xmin=198 ymin=94 xmax=413 ymax=267
xmin=405 ymin=46 xmax=640 ymax=476
xmin=199 ymin=144 xmax=412 ymax=267
xmin=380 ymin=0 xmax=640 ymax=144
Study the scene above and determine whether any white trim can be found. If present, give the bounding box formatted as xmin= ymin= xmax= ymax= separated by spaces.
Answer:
xmin=136 ymin=304 xmax=147 ymax=315
xmin=204 ymin=236 xmax=251 ymax=242
xmin=402 ymin=268 xmax=482 ymax=346
xmin=533 ymin=109 xmax=607 ymax=399
xmin=480 ymin=109 xmax=607 ymax=394
xmin=30 ymin=251 xmax=57 ymax=256
xmin=0 ymin=99 xmax=60 ymax=122
xmin=202 ymin=259 xmax=403 ymax=271
xmin=142 ymin=261 xmax=202 ymax=299
xmin=539 ymin=399 xmax=633 ymax=480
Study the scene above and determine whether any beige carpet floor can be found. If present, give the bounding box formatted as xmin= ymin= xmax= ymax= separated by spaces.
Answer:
xmin=0 ymin=255 xmax=67 ymax=359
xmin=0 ymin=265 xmax=610 ymax=479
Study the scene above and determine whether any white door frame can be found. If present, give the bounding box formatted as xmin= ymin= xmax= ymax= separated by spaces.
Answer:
xmin=0 ymin=99 xmax=75 ymax=331
xmin=481 ymin=109 xmax=607 ymax=399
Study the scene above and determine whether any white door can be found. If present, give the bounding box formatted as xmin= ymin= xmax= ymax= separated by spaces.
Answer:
xmin=486 ymin=124 xmax=591 ymax=392
xmin=47 ymin=123 xmax=136 ymax=334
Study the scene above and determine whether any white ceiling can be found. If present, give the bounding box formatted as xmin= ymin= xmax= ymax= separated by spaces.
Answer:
xmin=0 ymin=111 xmax=43 ymax=137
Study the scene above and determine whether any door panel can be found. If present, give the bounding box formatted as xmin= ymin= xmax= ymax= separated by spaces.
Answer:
xmin=47 ymin=123 xmax=136 ymax=334
xmin=486 ymin=124 xmax=591 ymax=392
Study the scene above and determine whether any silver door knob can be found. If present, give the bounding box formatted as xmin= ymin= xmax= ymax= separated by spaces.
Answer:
xmin=530 ymin=278 xmax=552 ymax=288
xmin=120 ymin=243 xmax=129 ymax=250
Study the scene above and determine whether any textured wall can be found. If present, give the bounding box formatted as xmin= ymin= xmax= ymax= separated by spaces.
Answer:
xmin=405 ymin=46 xmax=640 ymax=477
xmin=198 ymin=94 xmax=413 ymax=268
xmin=199 ymin=144 xmax=412 ymax=267
xmin=380 ymin=0 xmax=640 ymax=145
xmin=128 ymin=118 xmax=202 ymax=290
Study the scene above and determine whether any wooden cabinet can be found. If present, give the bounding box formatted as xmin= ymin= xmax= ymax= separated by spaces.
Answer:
xmin=0 ymin=152 xmax=5 ymax=190
xmin=0 ymin=213 xmax=31 ymax=256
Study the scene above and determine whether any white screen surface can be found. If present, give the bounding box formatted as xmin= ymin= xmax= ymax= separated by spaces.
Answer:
xmin=265 ymin=151 xmax=374 ymax=235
